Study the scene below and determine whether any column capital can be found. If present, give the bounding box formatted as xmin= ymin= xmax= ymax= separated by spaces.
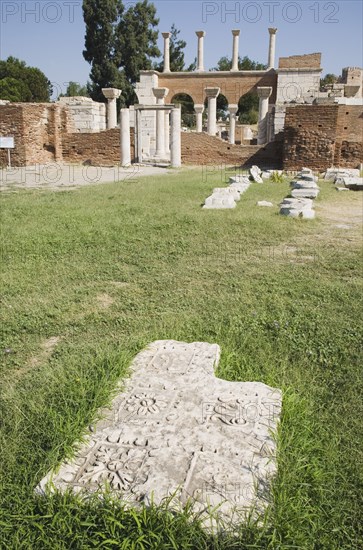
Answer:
xmin=232 ymin=29 xmax=240 ymax=36
xmin=152 ymin=87 xmax=169 ymax=101
xmin=194 ymin=104 xmax=205 ymax=114
xmin=196 ymin=30 xmax=206 ymax=38
xmin=102 ymin=88 xmax=122 ymax=100
xmin=268 ymin=27 xmax=278 ymax=35
xmin=205 ymin=87 xmax=220 ymax=98
xmin=257 ymin=86 xmax=272 ymax=99
xmin=162 ymin=31 xmax=171 ymax=39
xmin=228 ymin=104 xmax=238 ymax=114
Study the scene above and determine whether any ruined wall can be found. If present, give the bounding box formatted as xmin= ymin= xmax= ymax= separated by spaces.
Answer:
xmin=181 ymin=132 xmax=282 ymax=168
xmin=278 ymin=53 xmax=321 ymax=69
xmin=62 ymin=128 xmax=134 ymax=165
xmin=283 ymin=104 xmax=363 ymax=170
xmin=0 ymin=103 xmax=74 ymax=166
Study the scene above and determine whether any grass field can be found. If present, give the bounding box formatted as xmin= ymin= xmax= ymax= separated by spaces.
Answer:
xmin=0 ymin=167 xmax=362 ymax=549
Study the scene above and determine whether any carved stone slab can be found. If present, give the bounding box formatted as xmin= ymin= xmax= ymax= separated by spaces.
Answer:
xmin=37 ymin=341 xmax=282 ymax=523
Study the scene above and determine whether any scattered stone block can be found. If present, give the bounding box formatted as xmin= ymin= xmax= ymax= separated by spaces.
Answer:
xmin=335 ymin=187 xmax=350 ymax=192
xmin=324 ymin=168 xmax=360 ymax=181
xmin=249 ymin=165 xmax=263 ymax=183
xmin=280 ymin=197 xmax=315 ymax=218
xmin=228 ymin=175 xmax=250 ymax=185
xmin=290 ymin=180 xmax=319 ymax=190
xmin=213 ymin=187 xmax=241 ymax=201
xmin=291 ymin=188 xmax=320 ymax=199
xmin=203 ymin=194 xmax=236 ymax=209
xmin=257 ymin=201 xmax=273 ymax=207
xmin=342 ymin=177 xmax=363 ymax=191
xmin=37 ymin=340 xmax=282 ymax=525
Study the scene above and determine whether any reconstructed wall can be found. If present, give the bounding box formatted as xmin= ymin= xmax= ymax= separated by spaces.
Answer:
xmin=283 ymin=104 xmax=363 ymax=170
xmin=63 ymin=129 xmax=134 ymax=165
xmin=181 ymin=132 xmax=283 ymax=168
xmin=278 ymin=53 xmax=321 ymax=69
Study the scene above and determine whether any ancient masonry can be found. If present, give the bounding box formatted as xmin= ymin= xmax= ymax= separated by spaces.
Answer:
xmin=0 ymin=29 xmax=362 ymax=169
xmin=37 ymin=340 xmax=282 ymax=525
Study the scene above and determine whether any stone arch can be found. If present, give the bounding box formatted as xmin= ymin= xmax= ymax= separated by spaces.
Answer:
xmin=171 ymin=93 xmax=195 ymax=128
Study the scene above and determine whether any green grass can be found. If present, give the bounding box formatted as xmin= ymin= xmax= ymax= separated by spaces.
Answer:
xmin=0 ymin=168 xmax=362 ymax=549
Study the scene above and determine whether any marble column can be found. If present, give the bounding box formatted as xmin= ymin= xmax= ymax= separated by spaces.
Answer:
xmin=194 ymin=104 xmax=204 ymax=132
xmin=162 ymin=32 xmax=171 ymax=73
xmin=267 ymin=28 xmax=278 ymax=69
xmin=102 ymin=88 xmax=122 ymax=129
xmin=152 ymin=87 xmax=169 ymax=158
xmin=257 ymin=86 xmax=272 ymax=145
xmin=231 ymin=30 xmax=240 ymax=72
xmin=228 ymin=104 xmax=238 ymax=144
xmin=170 ymin=106 xmax=181 ymax=168
xmin=205 ymin=87 xmax=220 ymax=136
xmin=196 ymin=31 xmax=206 ymax=72
xmin=164 ymin=109 xmax=170 ymax=153
xmin=120 ymin=108 xmax=131 ymax=166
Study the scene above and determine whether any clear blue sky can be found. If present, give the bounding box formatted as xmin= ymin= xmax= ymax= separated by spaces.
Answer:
xmin=1 ymin=1 xmax=362 ymax=98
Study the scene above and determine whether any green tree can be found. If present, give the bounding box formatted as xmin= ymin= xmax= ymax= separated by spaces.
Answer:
xmin=0 ymin=57 xmax=52 ymax=102
xmin=213 ymin=55 xmax=266 ymax=71
xmin=154 ymin=24 xmax=186 ymax=72
xmin=320 ymin=73 xmax=339 ymax=89
xmin=83 ymin=0 xmax=160 ymax=105
xmin=62 ymin=82 xmax=89 ymax=97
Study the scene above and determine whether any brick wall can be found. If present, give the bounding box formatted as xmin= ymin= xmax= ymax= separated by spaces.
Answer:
xmin=0 ymin=104 xmax=26 ymax=166
xmin=62 ymin=128 xmax=135 ymax=165
xmin=283 ymin=104 xmax=363 ymax=170
xmin=278 ymin=53 xmax=321 ymax=69
xmin=181 ymin=133 xmax=283 ymax=168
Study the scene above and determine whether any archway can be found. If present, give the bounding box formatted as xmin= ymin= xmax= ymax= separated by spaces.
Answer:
xmin=171 ymin=93 xmax=194 ymax=129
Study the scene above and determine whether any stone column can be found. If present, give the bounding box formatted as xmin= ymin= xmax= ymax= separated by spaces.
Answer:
xmin=205 ymin=87 xmax=220 ymax=136
xmin=267 ymin=28 xmax=278 ymax=69
xmin=257 ymin=87 xmax=272 ymax=145
xmin=102 ymin=88 xmax=122 ymax=129
xmin=120 ymin=108 xmax=131 ymax=166
xmin=196 ymin=31 xmax=206 ymax=72
xmin=194 ymin=104 xmax=204 ymax=132
xmin=231 ymin=30 xmax=240 ymax=72
xmin=152 ymin=87 xmax=169 ymax=158
xmin=170 ymin=106 xmax=181 ymax=168
xmin=162 ymin=32 xmax=171 ymax=73
xmin=228 ymin=104 xmax=238 ymax=144
xmin=164 ymin=109 xmax=170 ymax=153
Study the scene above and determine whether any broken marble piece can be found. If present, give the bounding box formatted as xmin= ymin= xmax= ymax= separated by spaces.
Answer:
xmin=228 ymin=175 xmax=250 ymax=185
xmin=342 ymin=177 xmax=363 ymax=191
xmin=203 ymin=194 xmax=236 ymax=209
xmin=249 ymin=165 xmax=263 ymax=183
xmin=290 ymin=180 xmax=319 ymax=190
xmin=280 ymin=197 xmax=315 ymax=218
xmin=213 ymin=187 xmax=241 ymax=201
xmin=291 ymin=188 xmax=319 ymax=199
xmin=257 ymin=201 xmax=273 ymax=207
xmin=37 ymin=340 xmax=282 ymax=525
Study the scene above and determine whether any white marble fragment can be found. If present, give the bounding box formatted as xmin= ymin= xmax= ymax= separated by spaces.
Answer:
xmin=291 ymin=188 xmax=320 ymax=199
xmin=37 ymin=341 xmax=282 ymax=525
xmin=213 ymin=187 xmax=241 ymax=201
xmin=257 ymin=201 xmax=273 ymax=207
xmin=203 ymin=194 xmax=236 ymax=209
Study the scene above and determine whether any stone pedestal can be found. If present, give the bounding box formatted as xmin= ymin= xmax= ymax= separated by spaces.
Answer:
xmin=162 ymin=32 xmax=171 ymax=73
xmin=170 ymin=106 xmax=181 ymax=168
xmin=267 ymin=28 xmax=277 ymax=69
xmin=205 ymin=87 xmax=220 ymax=136
xmin=257 ymin=87 xmax=272 ymax=145
xmin=228 ymin=104 xmax=238 ymax=144
xmin=152 ymin=87 xmax=169 ymax=158
xmin=231 ymin=30 xmax=240 ymax=72
xmin=194 ymin=104 xmax=204 ymax=132
xmin=102 ymin=88 xmax=122 ymax=129
xmin=196 ymin=31 xmax=206 ymax=72
xmin=120 ymin=108 xmax=131 ymax=166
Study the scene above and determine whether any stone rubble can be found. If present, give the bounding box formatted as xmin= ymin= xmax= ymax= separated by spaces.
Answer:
xmin=280 ymin=167 xmax=318 ymax=218
xmin=203 ymin=175 xmax=251 ymax=209
xmin=249 ymin=165 xmax=263 ymax=183
xmin=257 ymin=201 xmax=274 ymax=207
xmin=37 ymin=340 xmax=282 ymax=526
